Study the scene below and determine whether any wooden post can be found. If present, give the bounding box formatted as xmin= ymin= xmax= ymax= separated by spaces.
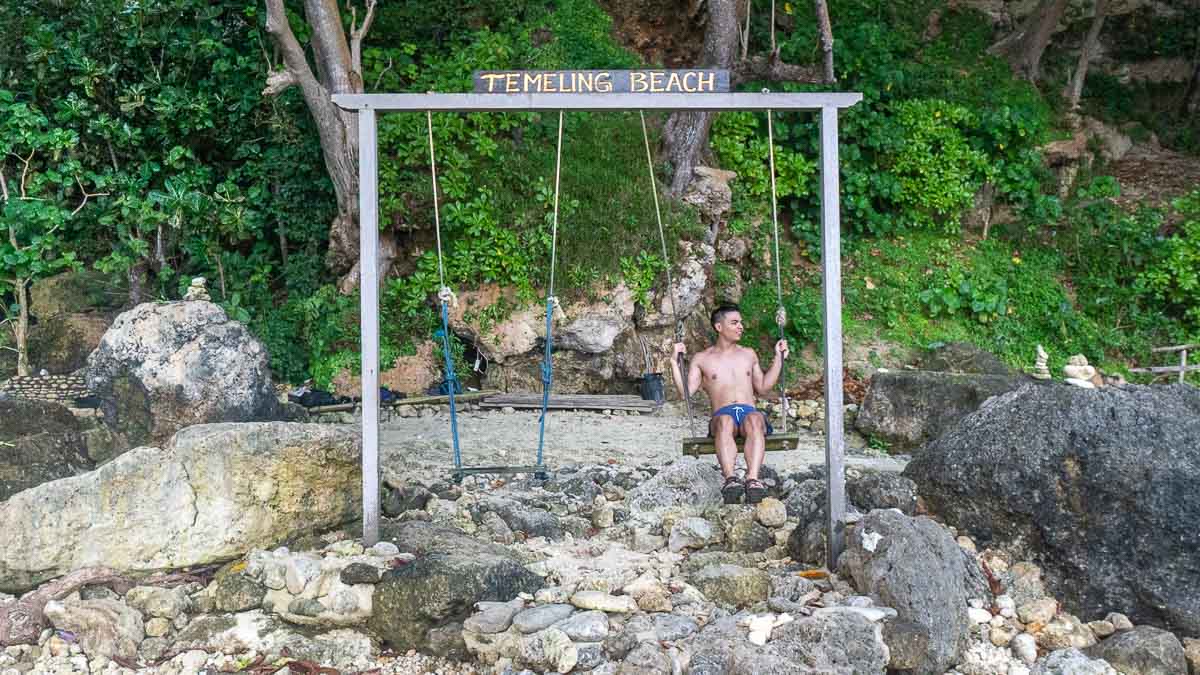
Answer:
xmin=358 ymin=108 xmax=380 ymax=547
xmin=1181 ymin=349 xmax=1189 ymax=385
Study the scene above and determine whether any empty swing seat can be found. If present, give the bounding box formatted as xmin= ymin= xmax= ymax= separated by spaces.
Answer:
xmin=682 ymin=432 xmax=801 ymax=457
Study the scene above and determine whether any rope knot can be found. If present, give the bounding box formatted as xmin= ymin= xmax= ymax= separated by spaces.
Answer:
xmin=438 ymin=286 xmax=458 ymax=309
xmin=540 ymin=358 xmax=553 ymax=385
xmin=775 ymin=307 xmax=787 ymax=328
xmin=547 ymin=295 xmax=566 ymax=322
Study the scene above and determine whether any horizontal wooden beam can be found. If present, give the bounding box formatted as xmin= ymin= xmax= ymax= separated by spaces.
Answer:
xmin=682 ymin=432 xmax=800 ymax=457
xmin=1151 ymin=344 xmax=1198 ymax=353
xmin=332 ymin=92 xmax=863 ymax=112
xmin=1128 ymin=365 xmax=1200 ymax=373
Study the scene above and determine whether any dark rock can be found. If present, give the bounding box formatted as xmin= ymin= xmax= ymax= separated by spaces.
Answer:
xmin=846 ymin=471 xmax=918 ymax=515
xmin=370 ymin=521 xmax=543 ymax=652
xmin=382 ymin=482 xmax=433 ymax=518
xmin=725 ymin=513 xmax=772 ymax=553
xmin=543 ymin=474 xmax=602 ymax=502
xmin=687 ymin=610 xmax=889 ymax=674
xmin=856 ymin=370 xmax=1028 ymax=450
xmin=837 ymin=509 xmax=971 ymax=675
xmin=0 ymin=398 xmax=93 ymax=502
xmin=339 ymin=562 xmax=382 ymax=585
xmin=920 ymin=342 xmax=1014 ymax=376
xmin=468 ymin=496 xmax=562 ymax=539
xmin=627 ymin=457 xmax=723 ymax=523
xmin=787 ymin=520 xmax=828 ymax=566
xmin=16 ymin=314 xmax=112 ymax=375
xmin=904 ymin=383 xmax=1200 ymax=636
xmin=288 ymin=597 xmax=324 ymax=617
xmin=1084 ymin=626 xmax=1187 ymax=675
xmin=883 ymin=620 xmax=932 ymax=670
xmin=426 ymin=621 xmax=469 ymax=660
xmin=512 ymin=603 xmax=574 ymax=634
xmin=782 ymin=479 xmax=852 ymax=527
xmin=574 ymin=642 xmax=605 ymax=671
xmin=209 ymin=566 xmax=266 ymax=613
xmin=602 ymin=626 xmax=638 ymax=660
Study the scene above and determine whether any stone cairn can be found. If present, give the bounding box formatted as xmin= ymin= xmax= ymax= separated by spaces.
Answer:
xmin=1030 ymin=345 xmax=1052 ymax=380
xmin=1062 ymin=354 xmax=1098 ymax=389
xmin=0 ymin=374 xmax=90 ymax=403
xmin=183 ymin=277 xmax=211 ymax=302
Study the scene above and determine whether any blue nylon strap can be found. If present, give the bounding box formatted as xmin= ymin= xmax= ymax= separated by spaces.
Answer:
xmin=535 ymin=297 xmax=555 ymax=469
xmin=440 ymin=301 xmax=463 ymax=470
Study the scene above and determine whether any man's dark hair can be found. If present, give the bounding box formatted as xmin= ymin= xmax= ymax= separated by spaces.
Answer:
xmin=711 ymin=304 xmax=741 ymax=330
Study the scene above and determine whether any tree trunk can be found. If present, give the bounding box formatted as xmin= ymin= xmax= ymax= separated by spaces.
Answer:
xmin=1183 ymin=25 xmax=1200 ymax=117
xmin=1064 ymin=0 xmax=1109 ymax=113
xmin=663 ymin=0 xmax=740 ymax=196
xmin=127 ymin=261 xmax=146 ymax=306
xmin=814 ymin=0 xmax=835 ymax=82
xmin=264 ymin=0 xmax=395 ymax=290
xmin=12 ymin=278 xmax=29 ymax=377
xmin=989 ymin=0 xmax=1069 ymax=82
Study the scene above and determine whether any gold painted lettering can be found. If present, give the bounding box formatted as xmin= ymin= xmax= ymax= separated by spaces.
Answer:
xmin=480 ymin=73 xmax=505 ymax=93
xmin=579 ymin=72 xmax=594 ymax=92
xmin=524 ymin=72 xmax=542 ymax=92
xmin=698 ymin=71 xmax=715 ymax=92
xmin=682 ymin=71 xmax=698 ymax=92
xmin=630 ymin=71 xmax=648 ymax=92
xmin=666 ymin=71 xmax=682 ymax=93
xmin=505 ymin=73 xmax=519 ymax=92
xmin=595 ymin=72 xmax=613 ymax=92
xmin=650 ymin=71 xmax=665 ymax=92
xmin=543 ymin=72 xmax=558 ymax=93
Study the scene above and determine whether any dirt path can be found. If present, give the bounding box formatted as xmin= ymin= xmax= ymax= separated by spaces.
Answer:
xmin=377 ymin=403 xmax=907 ymax=482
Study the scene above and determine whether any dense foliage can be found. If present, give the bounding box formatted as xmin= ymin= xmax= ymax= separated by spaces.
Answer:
xmin=0 ymin=0 xmax=1195 ymax=386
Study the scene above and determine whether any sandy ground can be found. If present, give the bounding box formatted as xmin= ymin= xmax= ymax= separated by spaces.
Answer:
xmin=377 ymin=402 xmax=908 ymax=482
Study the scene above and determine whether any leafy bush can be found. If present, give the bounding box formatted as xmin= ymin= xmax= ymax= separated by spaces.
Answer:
xmin=1140 ymin=191 xmax=1200 ymax=330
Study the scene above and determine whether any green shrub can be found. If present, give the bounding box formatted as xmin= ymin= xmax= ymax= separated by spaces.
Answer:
xmin=1140 ymin=191 xmax=1200 ymax=330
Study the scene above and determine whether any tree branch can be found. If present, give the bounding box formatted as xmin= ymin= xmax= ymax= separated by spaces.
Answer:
xmin=304 ymin=0 xmax=355 ymax=93
xmin=263 ymin=68 xmax=299 ymax=96
xmin=71 ymin=176 xmax=109 ymax=216
xmin=0 ymin=164 xmax=8 ymax=203
xmin=264 ymin=0 xmax=326 ymax=101
xmin=732 ymin=53 xmax=824 ymax=85
xmin=349 ymin=0 xmax=378 ymax=84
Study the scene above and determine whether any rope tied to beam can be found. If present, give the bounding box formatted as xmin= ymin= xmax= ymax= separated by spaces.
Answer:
xmin=426 ymin=110 xmax=464 ymax=470
xmin=764 ymin=98 xmax=790 ymax=432
xmin=535 ymin=111 xmax=567 ymax=470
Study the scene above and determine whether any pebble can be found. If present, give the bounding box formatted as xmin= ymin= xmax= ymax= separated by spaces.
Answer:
xmin=464 ymin=600 xmax=524 ymax=634
xmin=995 ymin=594 xmax=1016 ymax=618
xmin=1017 ymin=598 xmax=1057 ymax=625
xmin=1087 ymin=619 xmax=1115 ymax=638
xmin=556 ymin=611 xmax=610 ymax=642
xmin=754 ymin=498 xmax=788 ymax=528
xmin=1011 ymin=633 xmax=1038 ymax=664
xmin=968 ymin=607 xmax=993 ymax=624
xmin=1105 ymin=612 xmax=1133 ymax=631
xmin=369 ymin=541 xmax=400 ymax=556
xmin=570 ymin=591 xmax=638 ymax=613
xmin=512 ymin=604 xmax=575 ymax=634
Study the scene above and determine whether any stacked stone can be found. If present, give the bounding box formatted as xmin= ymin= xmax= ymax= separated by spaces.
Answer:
xmin=0 ymin=374 xmax=90 ymax=403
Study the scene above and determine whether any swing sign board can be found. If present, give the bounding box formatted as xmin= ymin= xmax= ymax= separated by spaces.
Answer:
xmin=473 ymin=69 xmax=730 ymax=95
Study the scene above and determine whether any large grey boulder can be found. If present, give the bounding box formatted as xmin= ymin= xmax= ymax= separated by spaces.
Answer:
xmin=904 ymin=383 xmax=1200 ymax=636
xmin=837 ymin=509 xmax=973 ymax=675
xmin=0 ymin=398 xmax=92 ymax=502
xmin=370 ymin=521 xmax=543 ymax=653
xmin=686 ymin=609 xmax=889 ymax=674
xmin=627 ymin=458 xmax=723 ymax=524
xmin=0 ymin=423 xmax=361 ymax=593
xmin=855 ymin=370 xmax=1028 ymax=450
xmin=1084 ymin=626 xmax=1188 ymax=675
xmin=86 ymin=301 xmax=279 ymax=445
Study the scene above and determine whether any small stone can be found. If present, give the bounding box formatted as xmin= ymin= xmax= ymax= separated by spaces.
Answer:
xmin=326 ymin=540 xmax=364 ymax=556
xmin=369 ymin=541 xmax=400 ymax=556
xmin=464 ymin=601 xmax=524 ymax=637
xmin=968 ymin=607 xmax=993 ymax=624
xmin=1088 ymin=620 xmax=1115 ymax=638
xmin=569 ymin=591 xmax=638 ymax=614
xmin=535 ymin=587 xmax=573 ymax=605
xmin=144 ymin=618 xmax=171 ymax=638
xmin=288 ymin=597 xmax=325 ymax=617
xmin=1106 ymin=612 xmax=1133 ymax=631
xmin=636 ymin=590 xmax=672 ymax=613
xmin=592 ymin=505 xmax=615 ymax=529
xmin=1017 ymin=598 xmax=1057 ymax=625
xmin=512 ymin=604 xmax=575 ymax=634
xmin=668 ymin=517 xmax=720 ymax=552
xmin=555 ymin=611 xmax=609 ymax=642
xmin=956 ymin=535 xmax=977 ymax=553
xmin=340 ymin=562 xmax=383 ymax=585
xmin=124 ymin=586 xmax=190 ymax=619
xmin=1011 ymin=633 xmax=1038 ymax=664
xmin=989 ymin=621 xmax=1018 ymax=647
xmin=1182 ymin=638 xmax=1200 ymax=675
xmin=755 ymin=498 xmax=788 ymax=528
xmin=995 ymin=594 xmax=1016 ymax=618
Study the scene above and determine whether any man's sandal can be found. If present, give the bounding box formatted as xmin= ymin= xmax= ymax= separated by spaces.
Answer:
xmin=721 ymin=475 xmax=744 ymax=505
xmin=744 ymin=478 xmax=768 ymax=504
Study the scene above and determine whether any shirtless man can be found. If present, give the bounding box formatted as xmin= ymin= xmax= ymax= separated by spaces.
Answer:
xmin=670 ymin=304 xmax=789 ymax=504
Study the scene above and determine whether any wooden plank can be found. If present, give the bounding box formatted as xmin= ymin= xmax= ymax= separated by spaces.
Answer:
xmin=1150 ymin=344 xmax=1199 ymax=353
xmin=481 ymin=393 xmax=658 ymax=411
xmin=1128 ymin=365 xmax=1200 ymax=374
xmin=387 ymin=390 xmax=498 ymax=407
xmin=682 ymin=433 xmax=800 ymax=457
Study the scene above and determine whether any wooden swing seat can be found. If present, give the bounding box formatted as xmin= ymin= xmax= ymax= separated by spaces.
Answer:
xmin=682 ymin=432 xmax=800 ymax=457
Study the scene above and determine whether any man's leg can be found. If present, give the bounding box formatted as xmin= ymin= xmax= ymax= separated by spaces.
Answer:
xmin=742 ymin=414 xmax=768 ymax=503
xmin=711 ymin=415 xmax=738 ymax=478
xmin=742 ymin=413 xmax=766 ymax=480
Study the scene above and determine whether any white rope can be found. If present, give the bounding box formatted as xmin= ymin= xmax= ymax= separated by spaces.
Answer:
xmin=426 ymin=110 xmax=448 ymax=293
xmin=548 ymin=110 xmax=564 ymax=296
xmin=640 ymin=111 xmax=680 ymax=336
xmin=765 ymin=100 xmax=789 ymax=432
